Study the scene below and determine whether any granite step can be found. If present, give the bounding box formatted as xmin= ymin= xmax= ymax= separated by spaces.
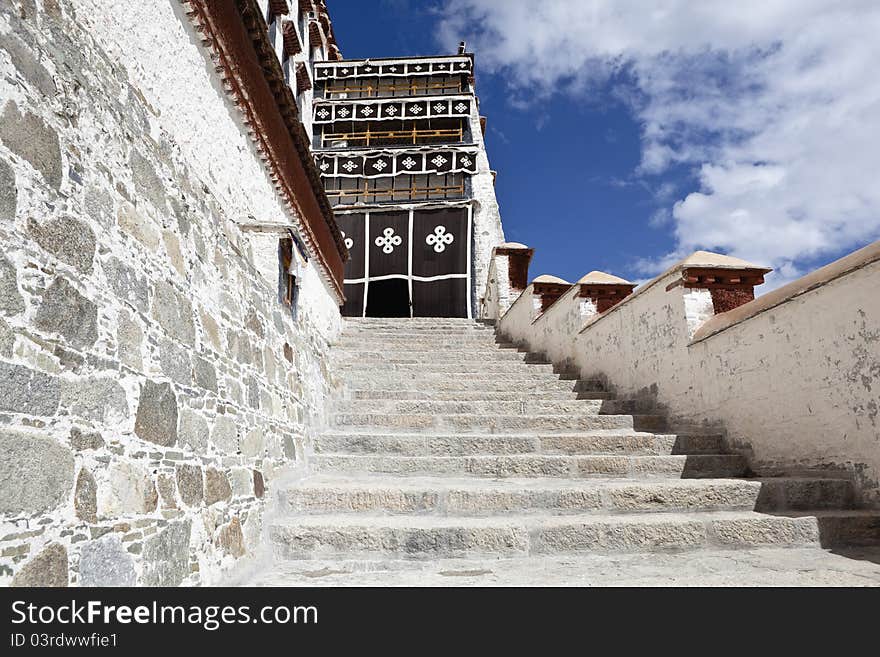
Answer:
xmin=278 ymin=476 xmax=768 ymax=516
xmin=348 ymin=371 xmax=604 ymax=394
xmin=338 ymin=362 xmax=556 ymax=374
xmin=330 ymin=412 xmax=656 ymax=432
xmin=332 ymin=349 xmax=535 ymax=363
xmin=314 ymin=432 xmax=724 ymax=456
xmin=333 ymin=398 xmax=638 ymax=416
xmin=347 ymin=389 xmax=596 ymax=401
xmin=311 ymin=453 xmax=747 ymax=478
xmin=268 ymin=509 xmax=862 ymax=560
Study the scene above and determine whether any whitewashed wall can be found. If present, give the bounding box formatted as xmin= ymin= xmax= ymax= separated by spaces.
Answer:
xmin=0 ymin=0 xmax=341 ymax=587
xmin=495 ymin=244 xmax=880 ymax=505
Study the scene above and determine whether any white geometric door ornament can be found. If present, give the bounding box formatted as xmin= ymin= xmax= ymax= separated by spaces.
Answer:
xmin=375 ymin=227 xmax=402 ymax=254
xmin=341 ymin=231 xmax=354 ymax=250
xmin=426 ymin=225 xmax=454 ymax=253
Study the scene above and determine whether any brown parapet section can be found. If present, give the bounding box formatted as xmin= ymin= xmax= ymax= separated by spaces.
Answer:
xmin=578 ymin=284 xmax=636 ymax=313
xmin=667 ymin=266 xmax=769 ymax=314
xmin=182 ymin=0 xmax=347 ymax=300
xmin=494 ymin=243 xmax=534 ymax=291
xmin=295 ymin=62 xmax=312 ymax=92
xmin=281 ymin=19 xmax=302 ymax=55
xmin=693 ymin=238 xmax=880 ymax=343
xmin=532 ymin=277 xmax=571 ymax=313
xmin=308 ymin=20 xmax=323 ymax=48
xmin=269 ymin=0 xmax=290 ymax=15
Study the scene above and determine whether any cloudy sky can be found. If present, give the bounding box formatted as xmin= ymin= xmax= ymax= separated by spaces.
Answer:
xmin=329 ymin=0 xmax=880 ymax=289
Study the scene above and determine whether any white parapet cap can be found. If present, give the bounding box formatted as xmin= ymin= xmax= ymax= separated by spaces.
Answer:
xmin=532 ymin=274 xmax=570 ymax=285
xmin=679 ymin=250 xmax=772 ymax=273
xmin=576 ymin=271 xmax=633 ymax=285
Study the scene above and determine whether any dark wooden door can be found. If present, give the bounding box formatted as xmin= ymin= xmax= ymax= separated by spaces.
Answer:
xmin=337 ymin=208 xmax=471 ymax=318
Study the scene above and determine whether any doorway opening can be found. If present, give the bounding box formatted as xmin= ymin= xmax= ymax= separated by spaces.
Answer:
xmin=366 ymin=279 xmax=410 ymax=317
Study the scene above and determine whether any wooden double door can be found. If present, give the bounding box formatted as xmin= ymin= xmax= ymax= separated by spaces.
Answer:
xmin=338 ymin=207 xmax=472 ymax=318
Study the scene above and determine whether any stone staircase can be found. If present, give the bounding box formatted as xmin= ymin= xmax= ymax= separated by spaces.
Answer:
xmin=265 ymin=318 xmax=880 ymax=572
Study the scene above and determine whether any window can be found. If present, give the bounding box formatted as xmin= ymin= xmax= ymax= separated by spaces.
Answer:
xmin=279 ymin=237 xmax=300 ymax=319
xmin=324 ymin=173 xmax=467 ymax=206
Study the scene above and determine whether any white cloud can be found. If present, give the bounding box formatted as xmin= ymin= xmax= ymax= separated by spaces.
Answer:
xmin=438 ymin=0 xmax=880 ymax=285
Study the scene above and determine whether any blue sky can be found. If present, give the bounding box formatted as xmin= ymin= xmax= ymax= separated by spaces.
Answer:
xmin=326 ymin=0 xmax=880 ymax=289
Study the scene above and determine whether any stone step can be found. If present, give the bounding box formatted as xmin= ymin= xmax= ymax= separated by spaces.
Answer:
xmin=333 ymin=398 xmax=638 ymax=416
xmin=311 ymin=453 xmax=748 ymax=478
xmin=278 ymin=476 xmax=768 ymax=516
xmin=348 ymin=389 xmax=592 ymax=401
xmin=339 ymin=331 xmax=496 ymax=340
xmin=753 ymin=477 xmax=856 ymax=511
xmin=331 ymin=412 xmax=650 ymax=433
xmin=315 ymin=432 xmax=724 ymax=456
xmin=338 ymin=362 xmax=555 ymax=374
xmin=780 ymin=510 xmax=880 ymax=546
xmin=344 ymin=317 xmax=488 ymax=325
xmin=341 ymin=327 xmax=495 ymax=336
xmin=340 ymin=371 xmax=602 ymax=394
xmin=332 ymin=349 xmax=532 ymax=363
xmin=335 ymin=340 xmax=517 ymax=350
xmin=269 ymin=510 xmax=853 ymax=560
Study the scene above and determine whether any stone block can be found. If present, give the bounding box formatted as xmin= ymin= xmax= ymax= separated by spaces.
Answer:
xmin=192 ymin=355 xmax=217 ymax=393
xmin=178 ymin=409 xmax=209 ymax=453
xmin=142 ymin=520 xmax=191 ymax=587
xmin=151 ymin=281 xmax=195 ymax=347
xmin=0 ymin=317 xmax=13 ymax=356
xmin=0 ymin=362 xmax=60 ymax=415
xmin=0 ymin=430 xmax=73 ymax=514
xmin=210 ymin=414 xmax=238 ymax=453
xmin=79 ymin=535 xmax=136 ymax=586
xmin=27 ymin=215 xmax=96 ymax=273
xmin=11 ymin=543 xmax=68 ymax=587
xmin=216 ymin=517 xmax=245 ymax=558
xmin=0 ymin=157 xmax=16 ymax=221
xmin=204 ymin=467 xmax=232 ymax=506
xmin=74 ymin=467 xmax=97 ymax=523
xmin=134 ymin=380 xmax=178 ymax=447
xmin=117 ymin=310 xmax=143 ymax=371
xmin=129 ymin=149 xmax=167 ymax=214
xmin=103 ymin=256 xmax=149 ymax=313
xmin=0 ymin=101 xmax=61 ymax=190
xmin=157 ymin=473 xmax=177 ymax=509
xmin=69 ymin=426 xmax=104 ymax=451
xmin=117 ymin=202 xmax=160 ymax=251
xmin=176 ymin=464 xmax=203 ymax=507
xmin=159 ymin=337 xmax=190 ymax=385
xmin=0 ymin=253 xmax=25 ymax=317
xmin=34 ymin=277 xmax=98 ymax=349
xmin=229 ymin=468 xmax=253 ymax=497
xmin=240 ymin=426 xmax=263 ymax=458
xmin=61 ymin=376 xmax=128 ymax=422
xmin=99 ymin=460 xmax=155 ymax=517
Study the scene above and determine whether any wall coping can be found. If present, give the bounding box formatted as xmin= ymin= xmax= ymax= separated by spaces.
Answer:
xmin=691 ymin=239 xmax=880 ymax=344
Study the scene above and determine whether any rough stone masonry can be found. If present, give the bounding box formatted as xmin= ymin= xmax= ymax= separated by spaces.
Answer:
xmin=0 ymin=0 xmax=343 ymax=585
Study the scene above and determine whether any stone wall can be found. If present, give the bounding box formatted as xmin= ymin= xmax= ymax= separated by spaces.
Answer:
xmin=0 ymin=0 xmax=341 ymax=586
xmin=494 ymin=242 xmax=880 ymax=506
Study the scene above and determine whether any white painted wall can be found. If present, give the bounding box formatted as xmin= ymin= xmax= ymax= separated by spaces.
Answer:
xmin=496 ymin=245 xmax=880 ymax=505
xmin=72 ymin=0 xmax=342 ymax=342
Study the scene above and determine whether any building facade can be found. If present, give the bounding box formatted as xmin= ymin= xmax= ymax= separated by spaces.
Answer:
xmin=312 ymin=51 xmax=505 ymax=318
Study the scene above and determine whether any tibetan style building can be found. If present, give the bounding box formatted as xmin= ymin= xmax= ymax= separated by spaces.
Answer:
xmin=311 ymin=47 xmax=505 ymax=318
